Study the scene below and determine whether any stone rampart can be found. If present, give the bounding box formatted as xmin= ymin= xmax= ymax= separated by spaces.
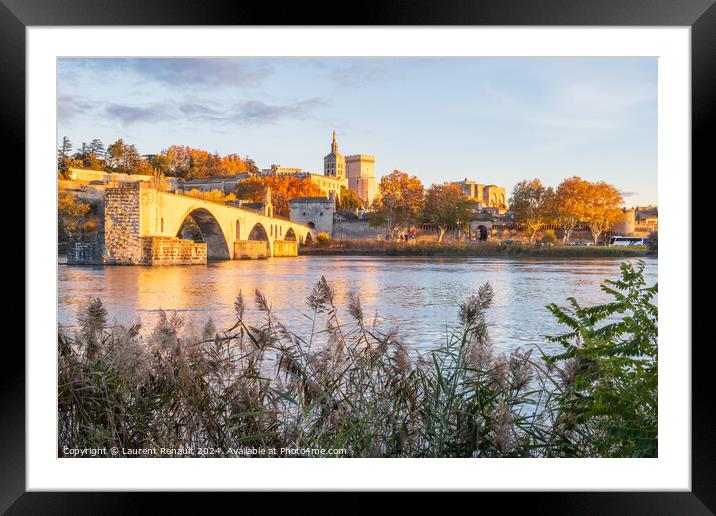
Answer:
xmin=332 ymin=221 xmax=382 ymax=240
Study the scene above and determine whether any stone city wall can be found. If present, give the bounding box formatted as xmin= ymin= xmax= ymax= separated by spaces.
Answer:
xmin=332 ymin=221 xmax=382 ymax=240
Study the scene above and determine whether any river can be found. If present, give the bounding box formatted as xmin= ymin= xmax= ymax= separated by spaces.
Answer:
xmin=58 ymin=256 xmax=657 ymax=356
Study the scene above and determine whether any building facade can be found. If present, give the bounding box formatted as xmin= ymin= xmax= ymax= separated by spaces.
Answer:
xmin=345 ymin=154 xmax=377 ymax=206
xmin=260 ymin=163 xmax=347 ymax=201
xmin=179 ymin=173 xmax=254 ymax=194
xmin=289 ymin=192 xmax=336 ymax=234
xmin=452 ymin=179 xmax=507 ymax=212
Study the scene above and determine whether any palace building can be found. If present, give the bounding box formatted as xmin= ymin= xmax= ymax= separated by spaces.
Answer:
xmin=451 ymin=178 xmax=507 ymax=213
xmin=324 ymin=131 xmax=377 ymax=206
xmin=345 ymin=154 xmax=377 ymax=206
xmin=258 ymin=131 xmax=377 ymax=206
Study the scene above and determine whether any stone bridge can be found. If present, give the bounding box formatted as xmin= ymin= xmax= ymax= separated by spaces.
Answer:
xmin=98 ymin=182 xmax=315 ymax=265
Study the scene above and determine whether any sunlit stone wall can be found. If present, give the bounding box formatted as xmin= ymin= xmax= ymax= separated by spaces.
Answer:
xmin=103 ymin=183 xmax=143 ymax=264
xmin=140 ymin=236 xmax=207 ymax=265
xmin=234 ymin=240 xmax=269 ymax=259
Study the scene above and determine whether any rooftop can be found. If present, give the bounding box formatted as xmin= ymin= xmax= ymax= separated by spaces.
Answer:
xmin=345 ymin=154 xmax=375 ymax=161
xmin=289 ymin=196 xmax=332 ymax=203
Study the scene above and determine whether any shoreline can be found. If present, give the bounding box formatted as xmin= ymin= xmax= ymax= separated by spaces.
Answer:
xmin=300 ymin=241 xmax=654 ymax=258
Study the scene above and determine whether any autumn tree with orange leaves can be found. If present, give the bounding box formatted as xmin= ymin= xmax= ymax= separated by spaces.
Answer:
xmin=370 ymin=170 xmax=425 ymax=237
xmin=553 ymin=176 xmax=590 ymax=244
xmin=235 ymin=176 xmax=324 ymax=218
xmin=151 ymin=145 xmax=258 ymax=179
xmin=582 ymin=181 xmax=625 ymax=245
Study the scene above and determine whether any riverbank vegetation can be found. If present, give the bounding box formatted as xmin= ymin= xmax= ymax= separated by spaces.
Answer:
xmin=300 ymin=240 xmax=651 ymax=258
xmin=58 ymin=261 xmax=657 ymax=458
xmin=367 ymin=171 xmax=631 ymax=246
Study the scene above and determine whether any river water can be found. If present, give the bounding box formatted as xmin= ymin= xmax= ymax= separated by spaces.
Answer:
xmin=58 ymin=256 xmax=657 ymax=355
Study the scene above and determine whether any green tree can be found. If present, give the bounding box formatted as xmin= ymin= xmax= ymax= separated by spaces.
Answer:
xmin=337 ymin=187 xmax=364 ymax=211
xmin=57 ymin=136 xmax=73 ymax=177
xmin=105 ymin=139 xmax=126 ymax=171
xmin=88 ymin=139 xmax=105 ymax=165
xmin=544 ymin=261 xmax=657 ymax=457
xmin=423 ymin=184 xmax=475 ymax=242
xmin=509 ymin=179 xmax=554 ymax=244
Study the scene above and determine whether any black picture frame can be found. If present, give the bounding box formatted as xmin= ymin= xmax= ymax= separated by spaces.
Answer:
xmin=5 ymin=0 xmax=708 ymax=512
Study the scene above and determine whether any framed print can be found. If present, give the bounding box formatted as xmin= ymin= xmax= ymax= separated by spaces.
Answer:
xmin=5 ymin=0 xmax=711 ymax=511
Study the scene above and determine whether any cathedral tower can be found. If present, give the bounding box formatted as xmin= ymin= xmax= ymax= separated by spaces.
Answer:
xmin=323 ymin=131 xmax=345 ymax=179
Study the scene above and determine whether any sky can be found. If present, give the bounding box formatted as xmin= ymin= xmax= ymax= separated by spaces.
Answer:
xmin=57 ymin=57 xmax=657 ymax=206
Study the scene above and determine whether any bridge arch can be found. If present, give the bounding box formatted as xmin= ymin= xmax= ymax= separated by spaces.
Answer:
xmin=248 ymin=222 xmax=269 ymax=242
xmin=177 ymin=207 xmax=231 ymax=260
xmin=285 ymin=228 xmax=297 ymax=241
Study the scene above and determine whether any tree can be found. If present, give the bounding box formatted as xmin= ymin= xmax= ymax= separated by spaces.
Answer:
xmin=423 ymin=184 xmax=475 ymax=242
xmin=372 ymin=170 xmax=424 ymax=237
xmin=509 ymin=179 xmax=554 ymax=244
xmin=583 ymin=181 xmax=624 ymax=245
xmin=183 ymin=188 xmax=237 ymax=204
xmin=235 ymin=175 xmax=325 ymax=218
xmin=106 ymin=139 xmax=126 ymax=171
xmin=58 ymin=192 xmax=91 ymax=240
xmin=88 ymin=139 xmax=105 ymax=163
xmin=337 ymin=187 xmax=364 ymax=211
xmin=545 ymin=261 xmax=657 ymax=457
xmin=57 ymin=136 xmax=73 ymax=177
xmin=554 ymin=176 xmax=590 ymax=244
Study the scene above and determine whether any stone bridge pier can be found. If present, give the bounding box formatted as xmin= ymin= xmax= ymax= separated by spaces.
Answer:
xmin=94 ymin=182 xmax=314 ymax=265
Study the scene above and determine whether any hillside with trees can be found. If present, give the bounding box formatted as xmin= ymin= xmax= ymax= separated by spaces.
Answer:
xmin=58 ymin=136 xmax=259 ymax=180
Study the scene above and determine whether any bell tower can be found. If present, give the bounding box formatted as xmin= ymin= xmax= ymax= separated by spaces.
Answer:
xmin=324 ymin=130 xmax=345 ymax=179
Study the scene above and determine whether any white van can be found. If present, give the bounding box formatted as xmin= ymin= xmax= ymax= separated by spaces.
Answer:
xmin=608 ymin=236 xmax=648 ymax=246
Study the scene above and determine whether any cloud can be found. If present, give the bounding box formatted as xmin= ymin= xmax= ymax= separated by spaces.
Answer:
xmin=59 ymin=58 xmax=271 ymax=88
xmin=101 ymin=97 xmax=326 ymax=126
xmin=232 ymin=98 xmax=326 ymax=124
xmin=57 ymin=95 xmax=93 ymax=121
xmin=104 ymin=103 xmax=172 ymax=125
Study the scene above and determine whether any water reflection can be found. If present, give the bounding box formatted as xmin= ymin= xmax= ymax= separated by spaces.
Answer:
xmin=59 ymin=256 xmax=657 ymax=355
